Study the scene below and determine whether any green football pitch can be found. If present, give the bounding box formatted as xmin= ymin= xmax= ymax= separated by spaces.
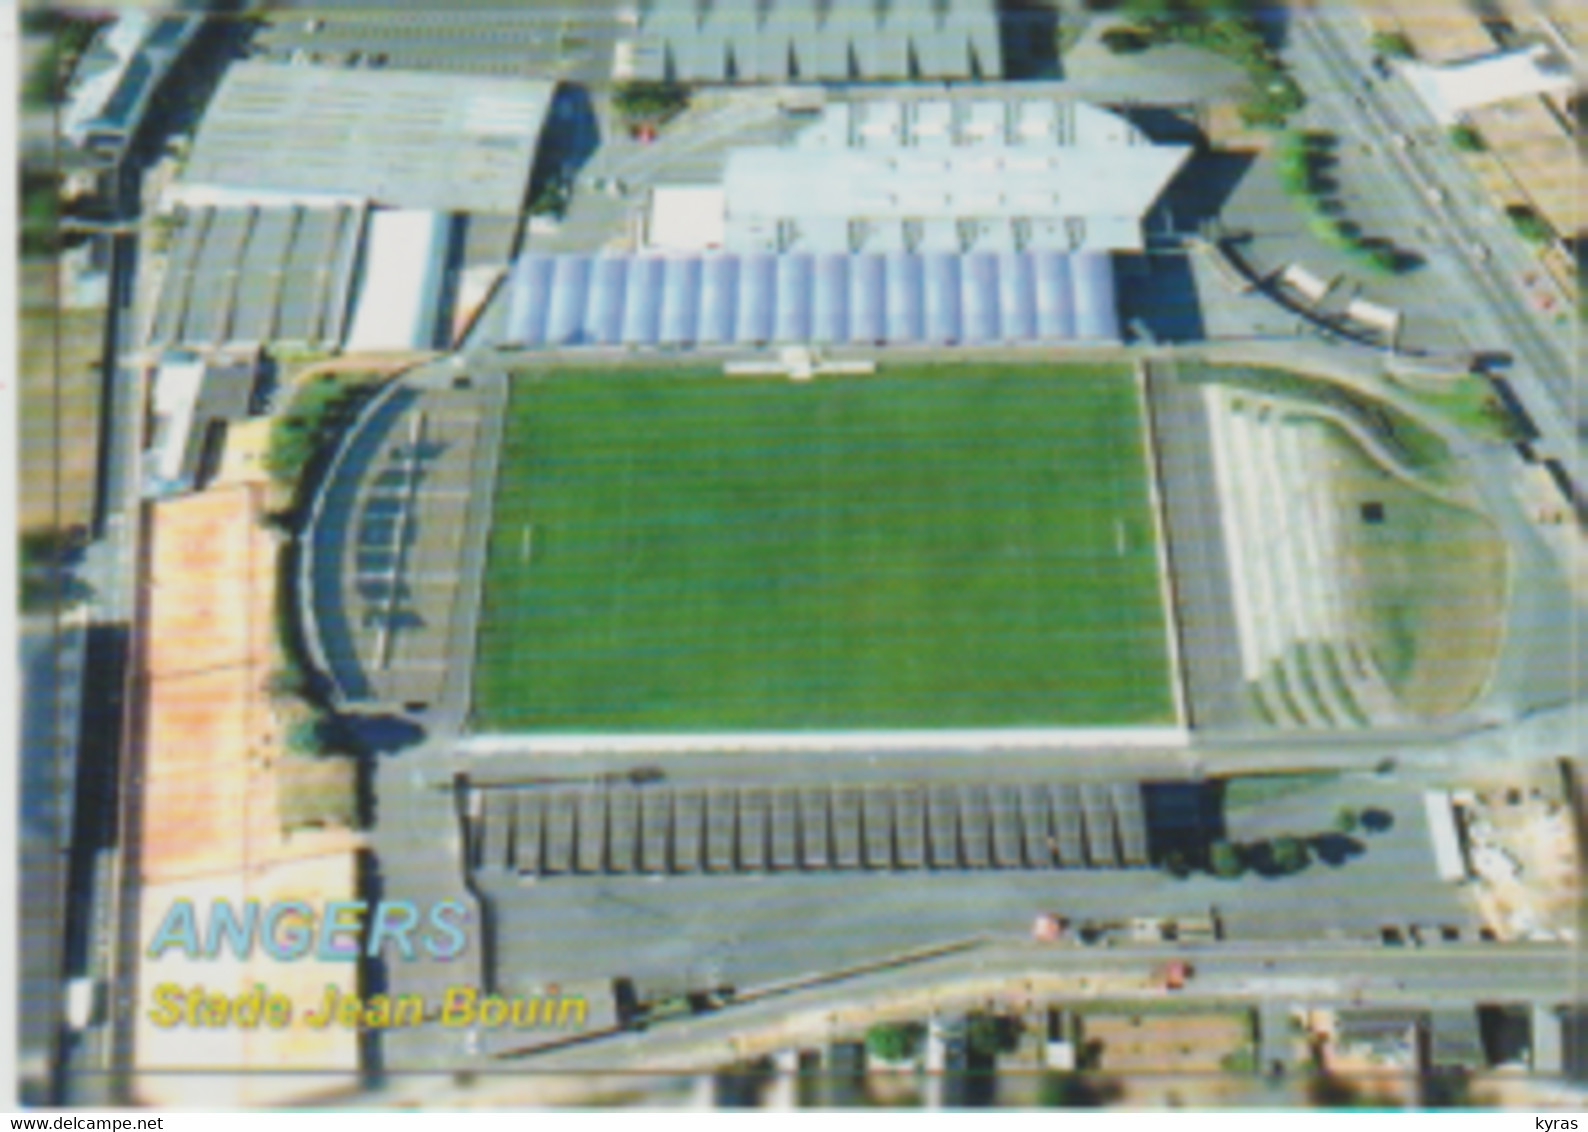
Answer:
xmin=473 ymin=364 xmax=1175 ymax=731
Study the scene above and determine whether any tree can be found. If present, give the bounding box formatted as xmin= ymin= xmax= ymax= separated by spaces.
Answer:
xmin=1208 ymin=839 xmax=1245 ymax=878
xmin=1448 ymin=125 xmax=1484 ymax=153
xmin=20 ymin=170 xmax=59 ymax=259
xmin=1271 ymin=835 xmax=1309 ymax=874
xmin=1100 ymin=27 xmax=1151 ymax=53
xmin=966 ymin=1014 xmax=1016 ymax=1059
xmin=1038 ymin=1072 xmax=1118 ymax=1106
xmin=285 ymin=715 xmax=328 ymax=756
xmin=1333 ymin=806 xmax=1358 ymax=834
xmin=529 ymin=176 xmax=569 ymax=218
xmin=1370 ymin=31 xmax=1414 ymax=59
xmin=1121 ymin=0 xmax=1177 ymax=19
xmin=612 ymin=80 xmax=689 ymax=126
xmin=1506 ymin=206 xmax=1553 ymax=247
xmin=266 ymin=666 xmax=311 ymax=702
xmin=1359 ymin=242 xmax=1400 ymax=275
xmin=22 ymin=15 xmax=108 ymax=108
xmin=865 ymin=1021 xmax=923 ymax=1063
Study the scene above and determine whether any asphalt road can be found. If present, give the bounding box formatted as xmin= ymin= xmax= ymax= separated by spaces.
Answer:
xmin=17 ymin=620 xmax=79 ymax=1101
xmin=20 ymin=220 xmax=141 ymax=1102
xmin=364 ymin=934 xmax=1578 ymax=1103
xmin=1289 ymin=10 xmax=1579 ymax=471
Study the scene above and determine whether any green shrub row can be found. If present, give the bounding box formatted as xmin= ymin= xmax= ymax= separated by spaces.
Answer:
xmin=1274 ymin=130 xmax=1398 ymax=276
xmin=264 ymin=374 xmax=369 ymax=491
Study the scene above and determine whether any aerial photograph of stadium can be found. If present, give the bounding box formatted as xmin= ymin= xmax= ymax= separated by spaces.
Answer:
xmin=8 ymin=0 xmax=1585 ymax=1115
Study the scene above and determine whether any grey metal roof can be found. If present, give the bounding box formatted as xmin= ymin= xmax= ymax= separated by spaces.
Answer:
xmin=1337 ymin=1009 xmax=1421 ymax=1048
xmin=1429 ymin=1008 xmax=1485 ymax=1070
xmin=183 ymin=62 xmax=554 ymax=214
xmin=146 ymin=203 xmax=364 ymax=352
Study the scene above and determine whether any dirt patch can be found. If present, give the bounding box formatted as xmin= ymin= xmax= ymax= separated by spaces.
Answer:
xmin=145 ymin=484 xmax=275 ymax=680
xmin=1459 ymin=767 xmax=1578 ymax=939
xmin=278 ymin=754 xmax=360 ymax=833
xmin=140 ymin=485 xmax=360 ymax=881
xmin=136 ymin=857 xmax=361 ymax=1106
xmin=1077 ymin=1010 xmax=1252 ymax=1074
xmin=140 ymin=666 xmax=264 ymax=880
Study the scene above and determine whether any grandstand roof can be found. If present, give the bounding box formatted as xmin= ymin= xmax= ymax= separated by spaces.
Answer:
xmin=720 ymin=99 xmax=1191 ymax=253
xmin=497 ymin=248 xmax=1122 ymax=349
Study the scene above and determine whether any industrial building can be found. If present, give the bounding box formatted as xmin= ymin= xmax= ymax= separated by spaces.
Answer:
xmin=145 ymin=202 xmax=366 ymax=353
xmin=627 ymin=0 xmax=1003 ymax=83
xmin=179 ymin=63 xmax=556 ymax=215
xmin=1402 ymin=44 xmax=1574 ymax=125
xmin=141 ymin=351 xmax=258 ymax=499
xmin=497 ymin=247 xmax=1121 ymax=348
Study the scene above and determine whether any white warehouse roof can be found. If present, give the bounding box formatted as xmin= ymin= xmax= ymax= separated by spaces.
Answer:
xmin=1403 ymin=45 xmax=1574 ymax=124
xmin=345 ymin=210 xmax=452 ymax=353
xmin=144 ymin=352 xmax=208 ymax=496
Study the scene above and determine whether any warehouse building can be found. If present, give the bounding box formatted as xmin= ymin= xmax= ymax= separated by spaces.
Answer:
xmin=178 ymin=63 xmax=556 ymax=215
xmin=160 ymin=63 xmax=556 ymax=356
xmin=141 ymin=351 xmax=258 ymax=499
xmin=628 ymin=0 xmax=1003 ymax=83
xmin=1403 ymin=44 xmax=1574 ymax=125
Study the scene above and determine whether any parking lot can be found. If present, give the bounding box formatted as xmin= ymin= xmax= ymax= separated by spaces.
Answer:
xmin=250 ymin=7 xmax=622 ymax=85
